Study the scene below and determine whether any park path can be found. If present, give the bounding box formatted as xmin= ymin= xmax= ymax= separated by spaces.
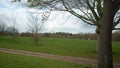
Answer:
xmin=0 ymin=48 xmax=120 ymax=68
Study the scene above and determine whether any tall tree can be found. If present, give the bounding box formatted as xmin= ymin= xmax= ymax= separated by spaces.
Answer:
xmin=62 ymin=1 xmax=120 ymax=68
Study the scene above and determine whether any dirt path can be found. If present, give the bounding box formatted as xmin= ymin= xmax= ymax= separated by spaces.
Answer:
xmin=0 ymin=48 xmax=120 ymax=68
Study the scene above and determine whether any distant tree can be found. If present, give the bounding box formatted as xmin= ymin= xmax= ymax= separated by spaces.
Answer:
xmin=0 ymin=14 xmax=7 ymax=36
xmin=6 ymin=27 xmax=18 ymax=36
xmin=112 ymin=31 xmax=120 ymax=41
xmin=0 ymin=23 xmax=7 ymax=35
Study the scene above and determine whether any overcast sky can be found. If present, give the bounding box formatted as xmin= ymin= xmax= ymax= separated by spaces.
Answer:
xmin=0 ymin=0 xmax=96 ymax=34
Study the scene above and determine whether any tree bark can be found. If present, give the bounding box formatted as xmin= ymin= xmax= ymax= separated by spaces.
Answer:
xmin=96 ymin=26 xmax=101 ymax=52
xmin=34 ymin=32 xmax=39 ymax=45
xmin=98 ymin=0 xmax=114 ymax=68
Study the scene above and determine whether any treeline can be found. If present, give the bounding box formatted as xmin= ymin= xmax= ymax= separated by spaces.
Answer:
xmin=112 ymin=31 xmax=120 ymax=41
xmin=1 ymin=25 xmax=120 ymax=41
xmin=19 ymin=32 xmax=120 ymax=41
xmin=40 ymin=32 xmax=97 ymax=40
xmin=0 ymin=22 xmax=19 ymax=35
xmin=0 ymin=27 xmax=19 ymax=37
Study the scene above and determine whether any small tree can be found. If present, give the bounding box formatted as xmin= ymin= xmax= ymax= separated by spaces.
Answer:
xmin=27 ymin=11 xmax=50 ymax=45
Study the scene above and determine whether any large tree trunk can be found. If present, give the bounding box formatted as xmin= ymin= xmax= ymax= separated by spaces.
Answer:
xmin=98 ymin=0 xmax=115 ymax=68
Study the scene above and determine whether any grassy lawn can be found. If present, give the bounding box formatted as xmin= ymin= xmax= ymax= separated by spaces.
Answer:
xmin=0 ymin=52 xmax=92 ymax=68
xmin=0 ymin=36 xmax=120 ymax=62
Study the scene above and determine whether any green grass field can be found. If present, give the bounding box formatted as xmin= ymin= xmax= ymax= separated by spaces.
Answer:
xmin=0 ymin=36 xmax=120 ymax=62
xmin=0 ymin=52 xmax=92 ymax=68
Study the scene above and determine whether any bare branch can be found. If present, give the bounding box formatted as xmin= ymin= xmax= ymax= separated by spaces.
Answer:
xmin=30 ymin=0 xmax=120 ymax=28
xmin=96 ymin=0 xmax=103 ymax=18
xmin=61 ymin=0 xmax=99 ymax=26
xmin=85 ymin=0 xmax=100 ymax=21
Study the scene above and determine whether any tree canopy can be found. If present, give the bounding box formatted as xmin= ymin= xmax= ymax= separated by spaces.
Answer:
xmin=28 ymin=0 xmax=120 ymax=31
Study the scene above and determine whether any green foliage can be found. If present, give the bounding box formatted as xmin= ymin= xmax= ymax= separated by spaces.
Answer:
xmin=28 ymin=0 xmax=44 ymax=8
xmin=29 ymin=2 xmax=37 ymax=7
xmin=12 ymin=0 xmax=20 ymax=2
xmin=28 ymin=0 xmax=32 ymax=2
xmin=0 ymin=52 xmax=92 ymax=68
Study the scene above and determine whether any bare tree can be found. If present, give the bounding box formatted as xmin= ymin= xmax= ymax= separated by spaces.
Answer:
xmin=27 ymin=11 xmax=50 ymax=45
xmin=9 ymin=14 xmax=18 ymax=42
